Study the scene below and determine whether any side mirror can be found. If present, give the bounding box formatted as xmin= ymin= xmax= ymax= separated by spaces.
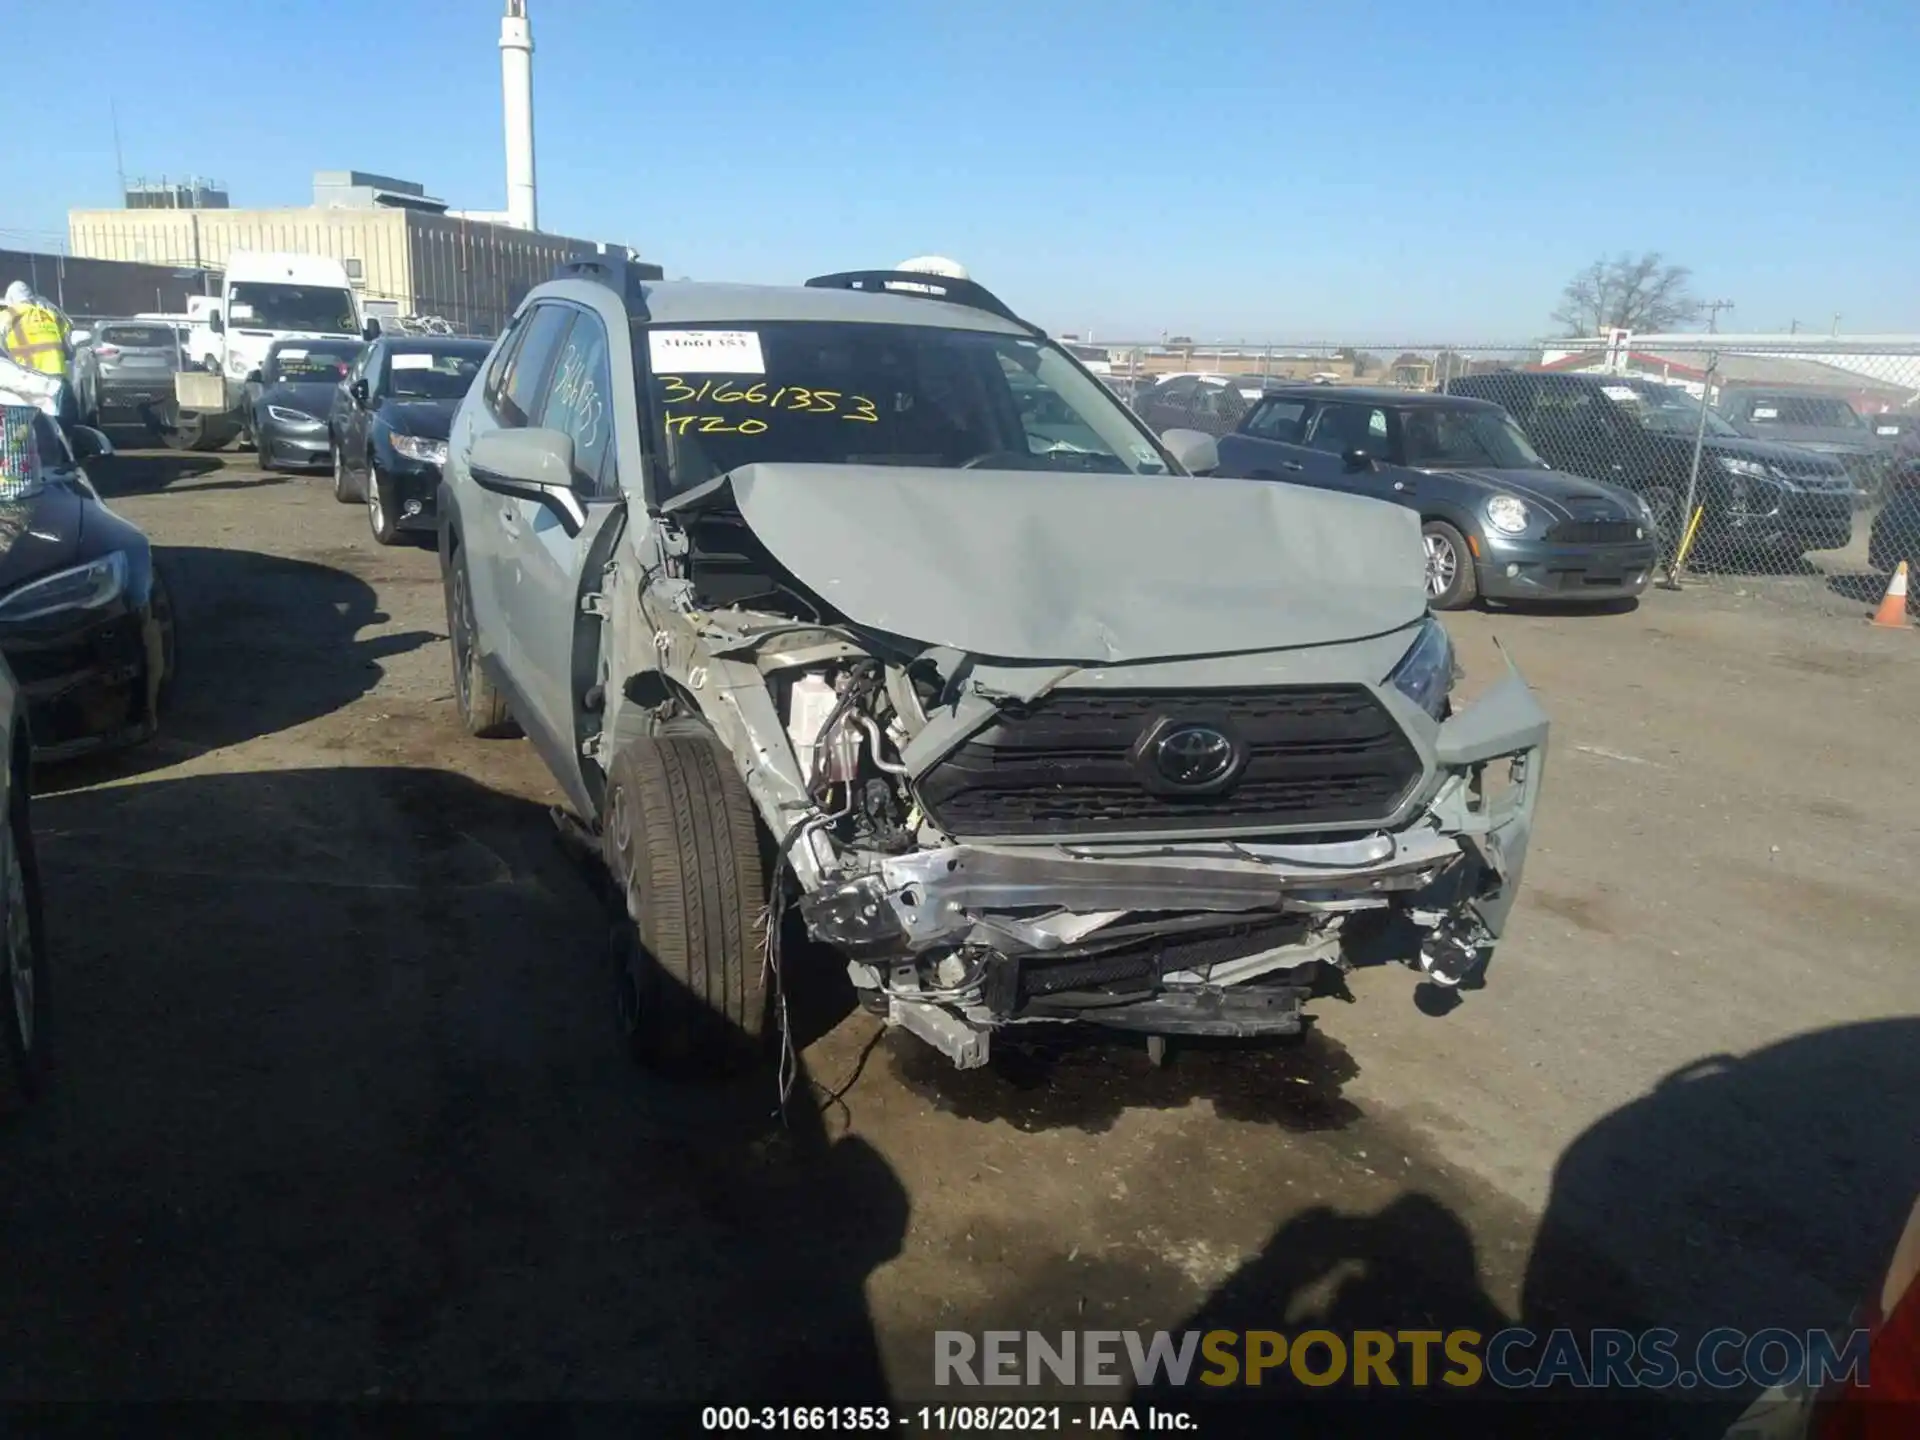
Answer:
xmin=207 ymin=311 xmax=224 ymax=335
xmin=363 ymin=319 xmax=381 ymax=341
xmin=1343 ymin=447 xmax=1377 ymax=473
xmin=350 ymin=378 xmax=370 ymax=407
xmin=469 ymin=427 xmax=586 ymax=536
xmin=68 ymin=425 xmax=114 ymax=461
xmin=1159 ymin=427 xmax=1220 ymax=476
xmin=246 ymin=368 xmax=263 ymax=385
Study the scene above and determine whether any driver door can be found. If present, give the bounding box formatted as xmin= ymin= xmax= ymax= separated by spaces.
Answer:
xmin=495 ymin=305 xmax=625 ymax=811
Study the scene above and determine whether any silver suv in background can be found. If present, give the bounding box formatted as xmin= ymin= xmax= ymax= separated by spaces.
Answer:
xmin=71 ymin=320 xmax=182 ymax=428
xmin=436 ymin=261 xmax=1549 ymax=1075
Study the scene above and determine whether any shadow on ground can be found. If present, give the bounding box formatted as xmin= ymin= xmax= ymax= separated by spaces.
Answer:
xmin=0 ymin=764 xmax=908 ymax=1402
xmin=87 ymin=448 xmax=235 ymax=496
xmin=1128 ymin=1018 xmax=1920 ymax=1435
xmin=36 ymin=545 xmax=436 ymax=791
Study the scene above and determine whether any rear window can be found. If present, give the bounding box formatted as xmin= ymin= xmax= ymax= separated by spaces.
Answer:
xmin=1741 ymin=396 xmax=1862 ymax=429
xmin=99 ymin=324 xmax=177 ymax=349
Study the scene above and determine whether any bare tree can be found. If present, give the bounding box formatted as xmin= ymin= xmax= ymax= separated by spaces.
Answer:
xmin=1552 ymin=253 xmax=1702 ymax=336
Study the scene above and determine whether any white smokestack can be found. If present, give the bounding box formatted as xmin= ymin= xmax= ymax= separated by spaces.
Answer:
xmin=501 ymin=0 xmax=537 ymax=231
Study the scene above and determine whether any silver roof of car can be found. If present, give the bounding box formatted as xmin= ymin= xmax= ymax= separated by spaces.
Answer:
xmin=627 ymin=281 xmax=1034 ymax=335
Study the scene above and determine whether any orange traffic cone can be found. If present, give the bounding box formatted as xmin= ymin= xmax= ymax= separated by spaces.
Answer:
xmin=1870 ymin=560 xmax=1911 ymax=628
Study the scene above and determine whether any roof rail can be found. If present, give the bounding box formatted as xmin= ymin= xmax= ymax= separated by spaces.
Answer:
xmin=550 ymin=253 xmax=662 ymax=319
xmin=803 ymin=270 xmax=1042 ymax=334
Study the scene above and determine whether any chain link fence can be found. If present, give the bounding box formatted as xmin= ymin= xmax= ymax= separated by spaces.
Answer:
xmin=1090 ymin=338 xmax=1920 ymax=624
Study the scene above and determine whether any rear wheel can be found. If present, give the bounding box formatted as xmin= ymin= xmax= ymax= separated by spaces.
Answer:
xmin=1421 ymin=520 xmax=1478 ymax=610
xmin=602 ymin=736 xmax=769 ymax=1077
xmin=0 ymin=773 xmax=48 ymax=1114
xmin=444 ymin=547 xmax=518 ymax=739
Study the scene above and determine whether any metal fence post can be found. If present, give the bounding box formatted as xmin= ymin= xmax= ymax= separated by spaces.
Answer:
xmin=1666 ymin=350 xmax=1719 ymax=584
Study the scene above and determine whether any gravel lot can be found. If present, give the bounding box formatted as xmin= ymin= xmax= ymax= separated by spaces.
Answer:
xmin=0 ymin=443 xmax=1914 ymax=1420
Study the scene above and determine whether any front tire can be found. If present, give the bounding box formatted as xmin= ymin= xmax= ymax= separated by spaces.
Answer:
xmin=443 ymin=548 xmax=519 ymax=739
xmin=366 ymin=462 xmax=400 ymax=546
xmin=0 ymin=773 xmax=48 ymax=1114
xmin=1422 ymin=520 xmax=1479 ymax=610
xmin=602 ymin=736 xmax=770 ymax=1077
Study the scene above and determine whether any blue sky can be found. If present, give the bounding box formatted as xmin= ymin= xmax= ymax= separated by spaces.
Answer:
xmin=5 ymin=0 xmax=1916 ymax=341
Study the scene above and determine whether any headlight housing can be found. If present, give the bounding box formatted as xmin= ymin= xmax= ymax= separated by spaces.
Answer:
xmin=1632 ymin=494 xmax=1657 ymax=526
xmin=1720 ymin=456 xmax=1770 ymax=480
xmin=1387 ymin=616 xmax=1455 ymax=722
xmin=391 ymin=434 xmax=448 ymax=466
xmin=1484 ymin=494 xmax=1531 ymax=535
xmin=0 ymin=551 xmax=128 ymax=622
xmin=266 ymin=405 xmax=318 ymax=425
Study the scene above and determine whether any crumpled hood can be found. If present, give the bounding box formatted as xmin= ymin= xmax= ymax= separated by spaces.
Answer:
xmin=382 ymin=401 xmax=454 ymax=439
xmin=668 ymin=464 xmax=1428 ymax=663
xmin=1426 ymin=466 xmax=1640 ymax=519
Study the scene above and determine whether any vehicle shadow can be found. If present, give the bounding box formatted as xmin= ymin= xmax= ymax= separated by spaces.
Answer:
xmin=0 ymin=763 xmax=909 ymax=1403
xmin=35 ymin=545 xmax=437 ymax=792
xmin=1825 ymin=571 xmax=1893 ymax=604
xmin=88 ymin=449 xmax=276 ymax=497
xmin=885 ymin=1022 xmax=1363 ymax=1136
xmin=1139 ymin=1018 xmax=1920 ymax=1436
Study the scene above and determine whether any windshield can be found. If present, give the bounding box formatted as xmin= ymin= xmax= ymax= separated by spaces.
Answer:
xmin=1739 ymin=395 xmax=1863 ymax=429
xmin=1402 ymin=406 xmax=1547 ymax=469
xmin=386 ymin=346 xmax=485 ymax=400
xmin=1604 ymin=382 xmax=1739 ymax=437
xmin=266 ymin=342 xmax=358 ymax=384
xmin=642 ymin=322 xmax=1171 ymax=496
xmin=227 ymin=282 xmax=357 ymax=334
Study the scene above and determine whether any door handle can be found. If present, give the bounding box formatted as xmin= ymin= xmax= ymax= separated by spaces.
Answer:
xmin=1280 ymin=461 xmax=1304 ymax=472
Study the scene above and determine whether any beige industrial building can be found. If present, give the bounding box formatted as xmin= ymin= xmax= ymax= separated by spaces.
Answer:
xmin=69 ymin=172 xmax=653 ymax=336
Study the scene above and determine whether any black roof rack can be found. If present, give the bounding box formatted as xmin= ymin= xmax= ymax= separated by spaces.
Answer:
xmin=803 ymin=270 xmax=1042 ymax=335
xmin=550 ymin=252 xmax=663 ymax=319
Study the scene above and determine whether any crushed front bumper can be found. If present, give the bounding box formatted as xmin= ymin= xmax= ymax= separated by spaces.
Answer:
xmin=801 ymin=663 xmax=1549 ymax=1064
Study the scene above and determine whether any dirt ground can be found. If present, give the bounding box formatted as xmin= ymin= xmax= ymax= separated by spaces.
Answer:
xmin=0 ymin=442 xmax=1915 ymax=1421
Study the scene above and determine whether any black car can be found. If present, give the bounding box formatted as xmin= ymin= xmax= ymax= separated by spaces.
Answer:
xmin=248 ymin=338 xmax=361 ymax=471
xmin=1447 ymin=372 xmax=1856 ymax=563
xmin=1715 ymin=388 xmax=1919 ymax=506
xmin=0 ymin=407 xmax=175 ymax=761
xmin=1132 ymin=374 xmax=1271 ymax=437
xmin=329 ymin=337 xmax=491 ymax=546
xmin=1216 ymin=387 xmax=1658 ymax=609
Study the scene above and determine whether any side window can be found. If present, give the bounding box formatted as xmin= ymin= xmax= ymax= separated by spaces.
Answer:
xmin=1304 ymin=403 xmax=1390 ymax=456
xmin=537 ymin=314 xmax=616 ymax=492
xmin=483 ymin=315 xmax=530 ymax=413
xmin=1155 ymin=377 xmax=1198 ymax=405
xmin=499 ymin=305 xmax=574 ymax=429
xmin=1243 ymin=399 xmax=1306 ymax=441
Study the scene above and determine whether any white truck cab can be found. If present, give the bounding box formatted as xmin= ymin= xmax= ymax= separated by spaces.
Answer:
xmin=171 ymin=252 xmax=370 ymax=449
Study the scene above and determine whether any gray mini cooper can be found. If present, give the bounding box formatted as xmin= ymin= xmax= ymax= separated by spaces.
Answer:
xmin=1217 ymin=386 xmax=1660 ymax=610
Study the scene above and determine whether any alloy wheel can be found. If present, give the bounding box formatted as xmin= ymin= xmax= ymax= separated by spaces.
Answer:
xmin=450 ymin=562 xmax=474 ymax=711
xmin=367 ymin=472 xmax=386 ymax=536
xmin=1424 ymin=533 xmax=1458 ymax=598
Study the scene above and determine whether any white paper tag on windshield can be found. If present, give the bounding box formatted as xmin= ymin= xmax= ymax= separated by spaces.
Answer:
xmin=1600 ymin=385 xmax=1639 ymax=401
xmin=1751 ymin=406 xmax=1778 ymax=419
xmin=1877 ymin=425 xmax=1899 ymax=435
xmin=277 ymin=348 xmax=309 ymax=361
xmin=392 ymin=353 xmax=434 ymax=370
xmin=648 ymin=329 xmax=764 ymax=374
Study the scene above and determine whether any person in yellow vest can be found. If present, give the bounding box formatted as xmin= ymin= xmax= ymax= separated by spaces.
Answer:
xmin=2 ymin=282 xmax=71 ymax=380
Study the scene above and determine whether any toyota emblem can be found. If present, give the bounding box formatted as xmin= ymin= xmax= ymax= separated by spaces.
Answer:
xmin=1153 ymin=724 xmax=1238 ymax=788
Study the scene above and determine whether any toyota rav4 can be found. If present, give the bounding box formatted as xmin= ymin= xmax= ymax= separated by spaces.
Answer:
xmin=437 ymin=260 xmax=1550 ymax=1073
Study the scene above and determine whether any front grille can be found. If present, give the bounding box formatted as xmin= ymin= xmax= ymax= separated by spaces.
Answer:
xmin=915 ymin=686 xmax=1423 ymax=838
xmin=1544 ymin=518 xmax=1644 ymax=545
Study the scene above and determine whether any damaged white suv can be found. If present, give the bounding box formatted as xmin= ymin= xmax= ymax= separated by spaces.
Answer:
xmin=438 ymin=260 xmax=1549 ymax=1073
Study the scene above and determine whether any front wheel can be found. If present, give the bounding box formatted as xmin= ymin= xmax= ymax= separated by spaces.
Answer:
xmin=0 ymin=775 xmax=48 ymax=1114
xmin=1421 ymin=520 xmax=1479 ymax=610
xmin=366 ymin=463 xmax=400 ymax=546
xmin=602 ymin=736 xmax=770 ymax=1077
